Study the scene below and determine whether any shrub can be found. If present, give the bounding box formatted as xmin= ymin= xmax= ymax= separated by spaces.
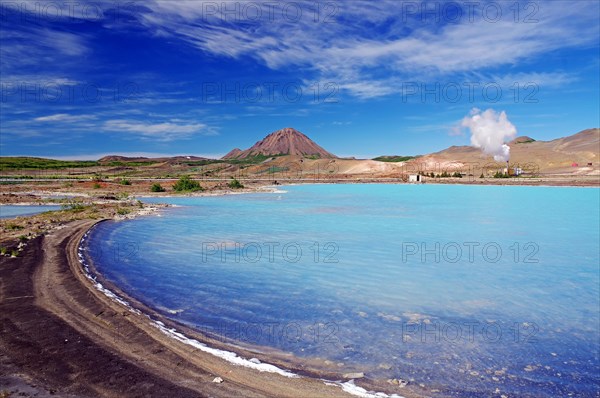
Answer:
xmin=0 ymin=247 xmax=7 ymax=255
xmin=151 ymin=183 xmax=166 ymax=192
xmin=120 ymin=179 xmax=131 ymax=185
xmin=10 ymin=250 xmax=18 ymax=258
xmin=173 ymin=176 xmax=203 ymax=192
xmin=228 ymin=178 xmax=244 ymax=189
xmin=93 ymin=182 xmax=101 ymax=189
xmin=6 ymin=223 xmax=24 ymax=230
xmin=117 ymin=208 xmax=130 ymax=215
xmin=480 ymin=173 xmax=485 ymax=179
xmin=61 ymin=200 xmax=86 ymax=212
xmin=452 ymin=172 xmax=463 ymax=178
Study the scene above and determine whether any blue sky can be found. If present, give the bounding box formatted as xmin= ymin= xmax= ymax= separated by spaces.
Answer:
xmin=1 ymin=0 xmax=599 ymax=159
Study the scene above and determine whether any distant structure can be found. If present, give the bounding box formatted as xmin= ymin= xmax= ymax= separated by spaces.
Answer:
xmin=408 ymin=174 xmax=421 ymax=182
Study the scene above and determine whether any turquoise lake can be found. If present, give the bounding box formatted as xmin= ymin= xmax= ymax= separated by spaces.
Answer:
xmin=0 ymin=205 xmax=61 ymax=219
xmin=84 ymin=184 xmax=600 ymax=396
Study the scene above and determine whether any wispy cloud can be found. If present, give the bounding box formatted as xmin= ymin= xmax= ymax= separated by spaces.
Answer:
xmin=130 ymin=1 xmax=598 ymax=98
xmin=103 ymin=119 xmax=213 ymax=140
xmin=34 ymin=113 xmax=96 ymax=122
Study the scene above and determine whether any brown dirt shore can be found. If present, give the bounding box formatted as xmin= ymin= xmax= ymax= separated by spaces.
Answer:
xmin=0 ymin=220 xmax=420 ymax=398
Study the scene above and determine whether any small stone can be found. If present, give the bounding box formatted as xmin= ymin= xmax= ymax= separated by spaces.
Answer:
xmin=343 ymin=372 xmax=364 ymax=379
xmin=249 ymin=358 xmax=261 ymax=364
xmin=212 ymin=377 xmax=223 ymax=384
xmin=387 ymin=378 xmax=408 ymax=387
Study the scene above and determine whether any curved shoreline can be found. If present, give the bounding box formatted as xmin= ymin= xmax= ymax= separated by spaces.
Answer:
xmin=79 ymin=220 xmax=415 ymax=398
xmin=0 ymin=219 xmax=416 ymax=397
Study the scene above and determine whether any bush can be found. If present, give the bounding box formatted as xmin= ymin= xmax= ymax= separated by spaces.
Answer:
xmin=0 ymin=247 xmax=7 ymax=255
xmin=480 ymin=173 xmax=485 ymax=179
xmin=120 ymin=179 xmax=131 ymax=185
xmin=452 ymin=172 xmax=463 ymax=178
xmin=117 ymin=208 xmax=130 ymax=215
xmin=61 ymin=200 xmax=86 ymax=212
xmin=228 ymin=178 xmax=244 ymax=189
xmin=93 ymin=182 xmax=101 ymax=189
xmin=151 ymin=183 xmax=166 ymax=192
xmin=173 ymin=176 xmax=203 ymax=192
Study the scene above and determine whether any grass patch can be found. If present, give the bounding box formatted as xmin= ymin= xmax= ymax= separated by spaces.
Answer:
xmin=0 ymin=156 xmax=98 ymax=170
xmin=373 ymin=155 xmax=418 ymax=162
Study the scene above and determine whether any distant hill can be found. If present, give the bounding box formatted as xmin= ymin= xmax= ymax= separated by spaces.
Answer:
xmin=222 ymin=127 xmax=336 ymax=159
xmin=410 ymin=128 xmax=599 ymax=174
xmin=98 ymin=155 xmax=208 ymax=164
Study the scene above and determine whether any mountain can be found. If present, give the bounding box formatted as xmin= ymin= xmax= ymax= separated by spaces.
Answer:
xmin=98 ymin=155 xmax=208 ymax=164
xmin=222 ymin=128 xmax=336 ymax=159
xmin=408 ymin=128 xmax=599 ymax=174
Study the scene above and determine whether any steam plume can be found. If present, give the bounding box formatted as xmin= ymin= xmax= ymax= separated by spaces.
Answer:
xmin=461 ymin=108 xmax=517 ymax=162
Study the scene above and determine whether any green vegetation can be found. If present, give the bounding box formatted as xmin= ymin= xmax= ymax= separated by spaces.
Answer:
xmin=373 ymin=155 xmax=418 ymax=163
xmin=120 ymin=178 xmax=131 ymax=185
xmin=151 ymin=183 xmax=166 ymax=192
xmin=516 ymin=138 xmax=536 ymax=144
xmin=452 ymin=172 xmax=463 ymax=178
xmin=117 ymin=208 xmax=131 ymax=216
xmin=173 ymin=175 xmax=203 ymax=192
xmin=480 ymin=173 xmax=485 ymax=178
xmin=61 ymin=200 xmax=87 ymax=212
xmin=18 ymin=235 xmax=28 ymax=242
xmin=93 ymin=182 xmax=101 ymax=189
xmin=494 ymin=171 xmax=510 ymax=178
xmin=6 ymin=223 xmax=24 ymax=230
xmin=0 ymin=157 xmax=97 ymax=170
xmin=228 ymin=178 xmax=244 ymax=189
xmin=10 ymin=250 xmax=18 ymax=257
xmin=0 ymin=247 xmax=7 ymax=255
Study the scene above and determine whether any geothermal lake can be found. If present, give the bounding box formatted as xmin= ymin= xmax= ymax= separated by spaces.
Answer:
xmin=0 ymin=204 xmax=61 ymax=219
xmin=84 ymin=184 xmax=600 ymax=397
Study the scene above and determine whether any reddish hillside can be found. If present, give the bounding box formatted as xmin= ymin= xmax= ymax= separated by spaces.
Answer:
xmin=222 ymin=128 xmax=336 ymax=159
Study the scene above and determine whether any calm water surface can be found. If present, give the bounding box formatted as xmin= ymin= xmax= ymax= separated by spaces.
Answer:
xmin=84 ymin=184 xmax=600 ymax=397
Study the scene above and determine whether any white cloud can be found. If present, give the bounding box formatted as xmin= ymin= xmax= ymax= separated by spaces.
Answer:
xmin=34 ymin=114 xmax=96 ymax=122
xmin=130 ymin=1 xmax=598 ymax=98
xmin=103 ymin=119 xmax=212 ymax=140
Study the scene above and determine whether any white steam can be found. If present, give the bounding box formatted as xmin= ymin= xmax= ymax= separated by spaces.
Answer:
xmin=461 ymin=108 xmax=517 ymax=162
